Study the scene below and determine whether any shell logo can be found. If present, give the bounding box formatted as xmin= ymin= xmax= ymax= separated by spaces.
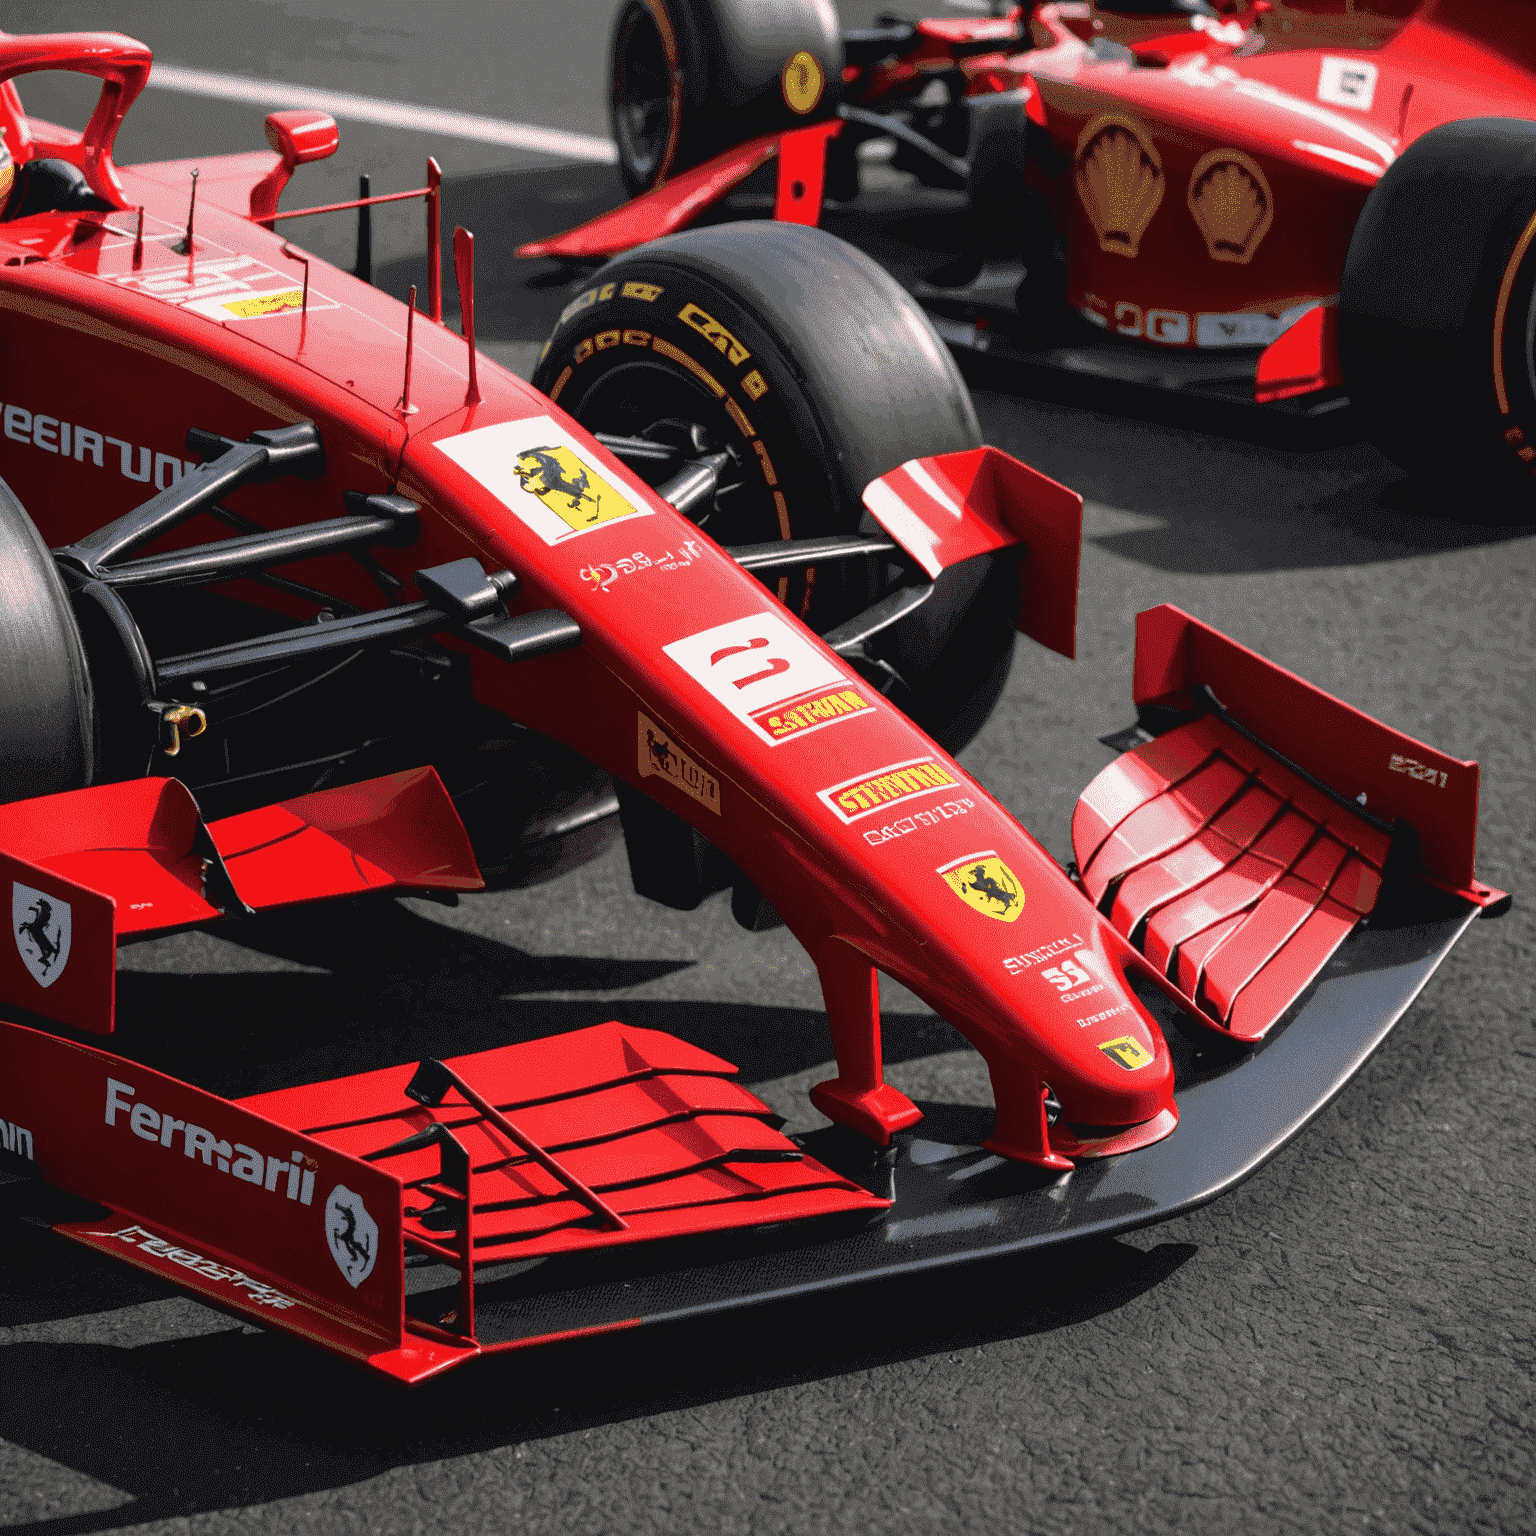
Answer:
xmin=1074 ymin=114 xmax=1164 ymax=259
xmin=782 ymin=50 xmax=824 ymax=115
xmin=1187 ymin=148 xmax=1275 ymax=264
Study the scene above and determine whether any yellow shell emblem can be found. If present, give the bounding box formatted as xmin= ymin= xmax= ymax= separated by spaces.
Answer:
xmin=513 ymin=445 xmax=638 ymax=533
xmin=1098 ymin=1035 xmax=1153 ymax=1071
xmin=782 ymin=50 xmax=825 ymax=115
xmin=938 ymin=853 xmax=1025 ymax=923
xmin=1187 ymin=147 xmax=1274 ymax=264
xmin=1075 ymin=114 xmax=1164 ymax=259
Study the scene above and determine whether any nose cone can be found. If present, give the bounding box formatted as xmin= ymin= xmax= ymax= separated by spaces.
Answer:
xmin=995 ymin=924 xmax=1175 ymax=1129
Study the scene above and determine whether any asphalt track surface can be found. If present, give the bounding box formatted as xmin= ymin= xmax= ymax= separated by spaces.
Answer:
xmin=1 ymin=4 xmax=1532 ymax=1533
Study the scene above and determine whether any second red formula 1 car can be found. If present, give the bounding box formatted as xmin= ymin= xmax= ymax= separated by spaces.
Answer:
xmin=0 ymin=26 xmax=1509 ymax=1383
xmin=525 ymin=0 xmax=1536 ymax=503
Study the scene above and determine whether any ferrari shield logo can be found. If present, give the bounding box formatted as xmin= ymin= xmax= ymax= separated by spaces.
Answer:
xmin=937 ymin=852 xmax=1024 ymax=923
xmin=13 ymin=882 xmax=70 ymax=987
xmin=513 ymin=444 xmax=638 ymax=534
xmin=325 ymin=1184 xmax=378 ymax=1288
xmin=1098 ymin=1035 xmax=1153 ymax=1071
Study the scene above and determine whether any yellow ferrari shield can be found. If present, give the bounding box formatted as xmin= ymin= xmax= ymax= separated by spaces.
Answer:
xmin=938 ymin=854 xmax=1024 ymax=923
xmin=1098 ymin=1035 xmax=1152 ymax=1071
xmin=513 ymin=445 xmax=638 ymax=533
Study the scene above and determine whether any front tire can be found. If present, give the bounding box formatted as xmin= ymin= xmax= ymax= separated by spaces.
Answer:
xmin=1339 ymin=117 xmax=1536 ymax=508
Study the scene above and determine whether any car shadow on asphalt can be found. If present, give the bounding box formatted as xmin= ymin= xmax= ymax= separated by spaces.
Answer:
xmin=0 ymin=1225 xmax=1195 ymax=1534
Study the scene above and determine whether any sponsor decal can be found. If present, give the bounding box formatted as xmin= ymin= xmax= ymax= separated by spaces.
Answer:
xmin=1389 ymin=753 xmax=1448 ymax=789
xmin=781 ymin=49 xmax=826 ymax=115
xmin=1041 ymin=952 xmax=1104 ymax=1005
xmin=679 ymin=303 xmax=750 ymax=366
xmin=0 ymin=1115 xmax=33 ymax=1163
xmin=819 ymin=758 xmax=962 ymax=824
xmin=1078 ymin=1003 xmax=1130 ymax=1029
xmin=107 ymin=253 xmax=338 ymax=321
xmin=862 ymin=796 xmax=976 ymax=848
xmin=638 ymin=713 xmax=721 ymax=815
xmin=1187 ymin=148 xmax=1274 ymax=265
xmin=89 ymin=1224 xmax=299 ymax=1308
xmin=1079 ymin=297 xmax=1321 ymax=349
xmin=663 ymin=613 xmax=871 ymax=746
xmin=752 ymin=685 xmax=873 ymax=743
xmin=326 ymin=1184 xmax=378 ymax=1288
xmin=936 ymin=851 xmax=1025 ymax=923
xmin=1003 ymin=932 xmax=1087 ymax=975
xmin=2 ymin=396 xmax=195 ymax=490
xmin=1098 ymin=1035 xmax=1153 ymax=1071
xmin=1317 ymin=56 xmax=1377 ymax=113
xmin=435 ymin=416 xmax=653 ymax=546
xmin=104 ymin=1078 xmax=317 ymax=1204
xmin=1075 ymin=115 xmax=1164 ymax=259
xmin=14 ymin=882 xmax=70 ymax=987
xmin=580 ymin=538 xmax=704 ymax=592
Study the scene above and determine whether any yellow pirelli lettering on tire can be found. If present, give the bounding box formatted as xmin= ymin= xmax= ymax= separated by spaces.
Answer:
xmin=622 ymin=281 xmax=664 ymax=302
xmin=741 ymin=369 xmax=769 ymax=401
xmin=724 ymin=397 xmax=754 ymax=438
xmin=651 ymin=336 xmax=725 ymax=397
xmin=678 ymin=302 xmax=751 ymax=365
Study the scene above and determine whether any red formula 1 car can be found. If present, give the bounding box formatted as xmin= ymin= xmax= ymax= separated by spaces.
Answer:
xmin=525 ymin=0 xmax=1536 ymax=500
xmin=0 ymin=29 xmax=1509 ymax=1384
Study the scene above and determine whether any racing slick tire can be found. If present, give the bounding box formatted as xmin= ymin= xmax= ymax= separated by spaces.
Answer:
xmin=533 ymin=220 xmax=1014 ymax=753
xmin=609 ymin=0 xmax=841 ymax=195
xmin=1339 ymin=117 xmax=1536 ymax=509
xmin=0 ymin=476 xmax=94 ymax=802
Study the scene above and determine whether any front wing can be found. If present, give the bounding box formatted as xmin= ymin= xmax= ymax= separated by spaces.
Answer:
xmin=2 ymin=880 xmax=1476 ymax=1384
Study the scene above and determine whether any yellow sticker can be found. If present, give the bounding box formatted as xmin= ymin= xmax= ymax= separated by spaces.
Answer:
xmin=782 ymin=50 xmax=825 ymax=115
xmin=937 ymin=852 xmax=1024 ymax=923
xmin=222 ymin=289 xmax=303 ymax=319
xmin=513 ymin=444 xmax=639 ymax=533
xmin=1097 ymin=1035 xmax=1153 ymax=1071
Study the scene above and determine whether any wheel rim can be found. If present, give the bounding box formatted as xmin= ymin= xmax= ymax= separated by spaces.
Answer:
xmin=612 ymin=5 xmax=676 ymax=189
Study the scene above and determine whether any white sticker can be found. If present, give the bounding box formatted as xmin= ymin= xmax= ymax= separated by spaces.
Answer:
xmin=13 ymin=882 xmax=70 ymax=988
xmin=434 ymin=415 xmax=654 ymax=546
xmin=325 ymin=1185 xmax=378 ymax=1288
xmin=1317 ymin=57 xmax=1378 ymax=113
xmin=662 ymin=612 xmax=869 ymax=745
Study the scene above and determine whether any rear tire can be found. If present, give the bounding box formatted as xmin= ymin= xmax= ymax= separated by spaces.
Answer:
xmin=610 ymin=0 xmax=841 ymax=196
xmin=0 ymin=476 xmax=94 ymax=802
xmin=532 ymin=221 xmax=1015 ymax=752
xmin=1339 ymin=117 xmax=1536 ymax=510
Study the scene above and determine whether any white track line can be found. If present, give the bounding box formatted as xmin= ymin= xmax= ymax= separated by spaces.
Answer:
xmin=148 ymin=62 xmax=618 ymax=164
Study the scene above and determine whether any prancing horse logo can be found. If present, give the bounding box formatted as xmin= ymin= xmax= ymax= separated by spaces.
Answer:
xmin=325 ymin=1184 xmax=378 ymax=1288
xmin=13 ymin=882 xmax=71 ymax=987
xmin=937 ymin=853 xmax=1026 ymax=924
xmin=513 ymin=444 xmax=640 ymax=534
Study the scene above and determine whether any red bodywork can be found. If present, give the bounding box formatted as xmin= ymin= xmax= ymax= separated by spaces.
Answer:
xmin=0 ymin=28 xmax=1503 ymax=1380
xmin=525 ymin=0 xmax=1536 ymax=395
